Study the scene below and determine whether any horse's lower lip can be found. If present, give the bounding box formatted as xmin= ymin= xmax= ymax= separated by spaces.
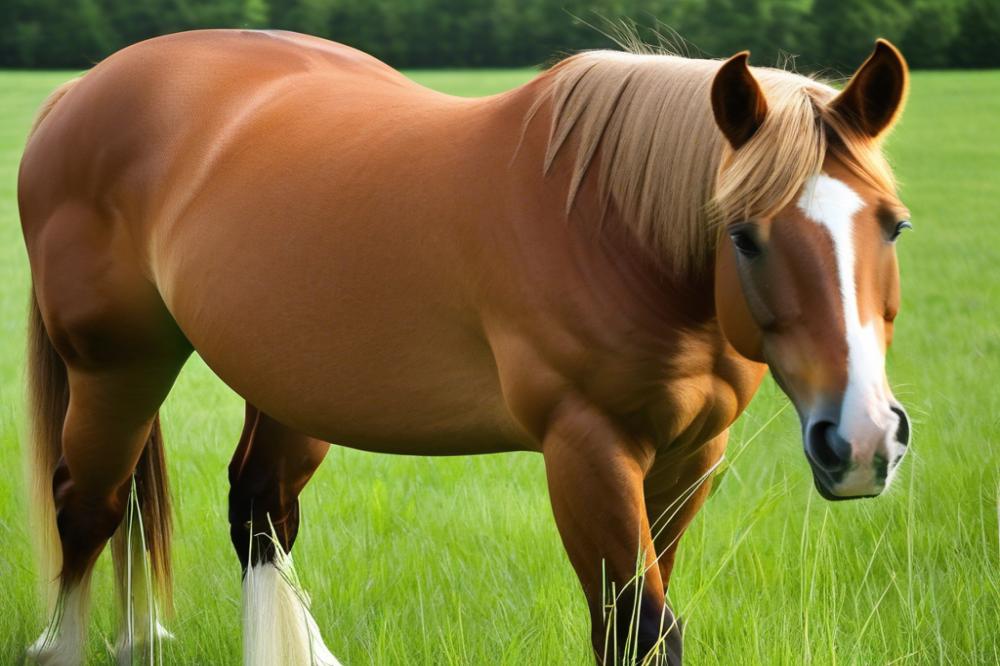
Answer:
xmin=810 ymin=468 xmax=879 ymax=502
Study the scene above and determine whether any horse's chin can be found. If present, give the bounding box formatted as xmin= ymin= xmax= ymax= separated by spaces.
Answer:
xmin=810 ymin=470 xmax=882 ymax=502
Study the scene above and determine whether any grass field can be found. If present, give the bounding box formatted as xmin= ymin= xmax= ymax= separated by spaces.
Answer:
xmin=1 ymin=67 xmax=998 ymax=665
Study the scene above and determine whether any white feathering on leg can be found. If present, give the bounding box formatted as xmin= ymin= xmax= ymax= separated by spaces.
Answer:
xmin=242 ymin=534 xmax=340 ymax=666
xmin=27 ymin=580 xmax=89 ymax=666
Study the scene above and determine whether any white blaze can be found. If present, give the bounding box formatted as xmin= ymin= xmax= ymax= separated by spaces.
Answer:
xmin=797 ymin=174 xmax=900 ymax=490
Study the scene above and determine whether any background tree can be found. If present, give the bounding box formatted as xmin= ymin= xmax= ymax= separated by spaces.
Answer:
xmin=810 ymin=0 xmax=911 ymax=73
xmin=951 ymin=0 xmax=1000 ymax=68
xmin=0 ymin=0 xmax=997 ymax=69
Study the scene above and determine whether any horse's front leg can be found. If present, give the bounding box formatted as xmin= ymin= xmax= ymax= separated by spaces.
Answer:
xmin=542 ymin=396 xmax=681 ymax=666
xmin=644 ymin=432 xmax=729 ymax=588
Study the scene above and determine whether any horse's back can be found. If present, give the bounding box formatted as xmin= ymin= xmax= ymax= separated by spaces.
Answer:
xmin=20 ymin=30 xmax=424 ymax=206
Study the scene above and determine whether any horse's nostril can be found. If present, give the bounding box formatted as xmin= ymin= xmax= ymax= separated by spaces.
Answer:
xmin=891 ymin=406 xmax=910 ymax=447
xmin=807 ymin=420 xmax=851 ymax=473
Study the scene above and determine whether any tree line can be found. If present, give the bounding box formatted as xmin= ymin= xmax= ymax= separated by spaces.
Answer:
xmin=2 ymin=0 xmax=998 ymax=70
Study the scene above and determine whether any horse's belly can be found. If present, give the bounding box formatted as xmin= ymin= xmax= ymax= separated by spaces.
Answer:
xmin=277 ymin=316 xmax=527 ymax=454
xmin=170 ymin=277 xmax=528 ymax=453
xmin=186 ymin=302 xmax=530 ymax=455
xmin=157 ymin=198 xmax=531 ymax=454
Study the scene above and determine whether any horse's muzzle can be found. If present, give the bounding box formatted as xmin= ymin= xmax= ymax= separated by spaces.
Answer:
xmin=803 ymin=403 xmax=910 ymax=500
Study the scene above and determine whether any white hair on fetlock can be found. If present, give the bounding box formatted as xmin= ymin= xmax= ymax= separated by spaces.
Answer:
xmin=242 ymin=516 xmax=341 ymax=666
xmin=114 ymin=480 xmax=172 ymax=665
xmin=27 ymin=577 xmax=90 ymax=666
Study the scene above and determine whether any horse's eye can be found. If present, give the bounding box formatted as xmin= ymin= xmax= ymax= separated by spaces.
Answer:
xmin=730 ymin=228 xmax=761 ymax=258
xmin=890 ymin=220 xmax=912 ymax=241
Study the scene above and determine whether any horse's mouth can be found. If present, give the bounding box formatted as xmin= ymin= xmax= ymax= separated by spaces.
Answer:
xmin=810 ymin=468 xmax=881 ymax=502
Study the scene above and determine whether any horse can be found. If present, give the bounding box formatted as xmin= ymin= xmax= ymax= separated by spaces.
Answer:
xmin=18 ymin=29 xmax=912 ymax=665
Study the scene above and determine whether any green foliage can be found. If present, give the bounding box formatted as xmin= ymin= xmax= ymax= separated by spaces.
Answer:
xmin=951 ymin=0 xmax=1000 ymax=68
xmin=242 ymin=0 xmax=269 ymax=28
xmin=901 ymin=1 xmax=963 ymax=69
xmin=810 ymin=0 xmax=911 ymax=71
xmin=0 ymin=0 xmax=997 ymax=69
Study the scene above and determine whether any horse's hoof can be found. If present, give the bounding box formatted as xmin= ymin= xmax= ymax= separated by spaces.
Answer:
xmin=114 ymin=621 xmax=174 ymax=665
xmin=26 ymin=635 xmax=83 ymax=666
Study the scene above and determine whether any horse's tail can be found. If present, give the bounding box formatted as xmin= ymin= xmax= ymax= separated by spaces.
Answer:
xmin=27 ymin=291 xmax=175 ymax=613
xmin=110 ymin=414 xmax=174 ymax=614
xmin=27 ymin=288 xmax=70 ymax=606
xmin=110 ymin=415 xmax=175 ymax=616
xmin=25 ymin=76 xmax=81 ymax=145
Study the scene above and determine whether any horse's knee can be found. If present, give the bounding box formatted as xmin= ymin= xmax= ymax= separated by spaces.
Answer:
xmin=593 ymin=589 xmax=683 ymax=666
xmin=228 ymin=452 xmax=299 ymax=568
xmin=228 ymin=479 xmax=301 ymax=570
xmin=646 ymin=602 xmax=683 ymax=666
xmin=228 ymin=409 xmax=327 ymax=569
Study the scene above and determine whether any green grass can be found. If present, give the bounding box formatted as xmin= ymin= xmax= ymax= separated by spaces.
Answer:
xmin=1 ymin=67 xmax=998 ymax=664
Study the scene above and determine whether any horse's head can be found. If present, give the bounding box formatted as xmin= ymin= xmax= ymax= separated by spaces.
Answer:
xmin=712 ymin=41 xmax=911 ymax=500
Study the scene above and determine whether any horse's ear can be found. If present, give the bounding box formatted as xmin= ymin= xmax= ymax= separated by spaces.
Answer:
xmin=830 ymin=39 xmax=909 ymax=139
xmin=711 ymin=51 xmax=768 ymax=150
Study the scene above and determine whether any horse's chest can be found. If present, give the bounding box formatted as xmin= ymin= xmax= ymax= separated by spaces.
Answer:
xmin=654 ymin=374 xmax=740 ymax=448
xmin=649 ymin=345 xmax=765 ymax=450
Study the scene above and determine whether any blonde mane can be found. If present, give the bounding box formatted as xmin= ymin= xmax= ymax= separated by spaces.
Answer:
xmin=531 ymin=49 xmax=898 ymax=275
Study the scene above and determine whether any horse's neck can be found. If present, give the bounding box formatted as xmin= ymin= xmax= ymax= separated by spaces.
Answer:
xmin=471 ymin=98 xmax=706 ymax=381
xmin=506 ymin=77 xmax=718 ymax=323
xmin=479 ymin=80 xmax=764 ymax=438
xmin=576 ymin=197 xmax=719 ymax=330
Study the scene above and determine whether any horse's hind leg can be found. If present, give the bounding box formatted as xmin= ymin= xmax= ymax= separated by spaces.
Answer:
xmin=28 ymin=360 xmax=184 ymax=665
xmin=228 ymin=404 xmax=339 ymax=666
xmin=25 ymin=226 xmax=188 ymax=664
xmin=110 ymin=416 xmax=176 ymax=663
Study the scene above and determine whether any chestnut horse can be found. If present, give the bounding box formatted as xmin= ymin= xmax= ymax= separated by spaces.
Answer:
xmin=20 ymin=30 xmax=912 ymax=665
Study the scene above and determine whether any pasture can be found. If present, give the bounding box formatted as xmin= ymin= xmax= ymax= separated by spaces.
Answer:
xmin=0 ymin=67 xmax=997 ymax=664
